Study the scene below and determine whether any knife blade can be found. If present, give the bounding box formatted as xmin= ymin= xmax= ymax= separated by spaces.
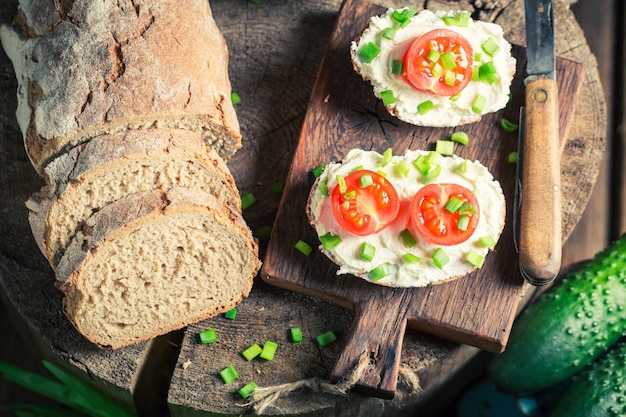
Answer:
xmin=517 ymin=0 xmax=562 ymax=286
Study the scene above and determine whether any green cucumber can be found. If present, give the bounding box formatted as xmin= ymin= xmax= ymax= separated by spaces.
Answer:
xmin=488 ymin=234 xmax=626 ymax=394
xmin=546 ymin=341 xmax=626 ymax=417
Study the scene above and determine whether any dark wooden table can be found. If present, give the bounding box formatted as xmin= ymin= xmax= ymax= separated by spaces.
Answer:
xmin=0 ymin=0 xmax=620 ymax=416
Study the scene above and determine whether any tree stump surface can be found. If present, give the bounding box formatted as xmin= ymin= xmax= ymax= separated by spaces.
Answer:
xmin=0 ymin=0 xmax=606 ymax=416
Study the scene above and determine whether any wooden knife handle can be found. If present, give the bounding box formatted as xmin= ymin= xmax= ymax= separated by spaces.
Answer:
xmin=519 ymin=78 xmax=562 ymax=285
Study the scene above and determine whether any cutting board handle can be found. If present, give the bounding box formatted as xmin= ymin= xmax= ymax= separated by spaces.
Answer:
xmin=329 ymin=291 xmax=409 ymax=399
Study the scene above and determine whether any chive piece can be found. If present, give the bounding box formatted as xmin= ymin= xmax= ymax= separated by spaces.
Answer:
xmin=376 ymin=169 xmax=387 ymax=177
xmin=441 ymin=51 xmax=457 ymax=70
xmin=343 ymin=190 xmax=357 ymax=200
xmin=290 ymin=327 xmax=303 ymax=343
xmin=457 ymin=215 xmax=470 ymax=231
xmin=436 ymin=140 xmax=454 ymax=155
xmin=395 ymin=160 xmax=410 ymax=177
xmin=456 ymin=159 xmax=469 ymax=174
xmin=391 ymin=59 xmax=404 ymax=75
xmin=474 ymin=52 xmax=482 ymax=62
xmin=316 ymin=331 xmax=337 ymax=347
xmin=403 ymin=253 xmax=421 ymax=263
xmin=508 ymin=151 xmax=519 ymax=163
xmin=500 ymin=118 xmax=519 ymax=132
xmin=459 ymin=203 xmax=477 ymax=216
xmin=444 ymin=196 xmax=464 ymax=213
xmin=471 ymin=65 xmax=480 ymax=81
xmin=427 ymin=49 xmax=441 ymax=63
xmin=369 ymin=262 xmax=392 ymax=281
xmin=295 ymin=240 xmax=313 ymax=256
xmin=466 ymin=249 xmax=485 ymax=268
xmin=431 ymin=62 xmax=443 ymax=77
xmin=312 ymin=164 xmax=326 ymax=178
xmin=471 ymin=94 xmax=487 ymax=114
xmin=253 ymin=225 xmax=272 ymax=242
xmin=319 ymin=180 xmax=329 ymax=196
xmin=359 ymin=173 xmax=374 ymax=188
xmin=400 ymin=229 xmax=416 ymax=248
xmin=199 ymin=328 xmax=217 ymax=344
xmin=478 ymin=61 xmax=497 ymax=81
xmin=224 ymin=308 xmax=237 ymax=320
xmin=449 ymin=92 xmax=462 ymax=102
xmin=382 ymin=27 xmax=396 ymax=40
xmin=481 ymin=37 xmax=500 ymax=56
xmin=336 ymin=175 xmax=347 ymax=193
xmin=391 ymin=8 xmax=416 ymax=27
xmin=413 ymin=155 xmax=430 ymax=175
xmin=241 ymin=192 xmax=256 ymax=210
xmin=219 ymin=365 xmax=238 ymax=384
xmin=424 ymin=164 xmax=441 ymax=180
xmin=479 ymin=235 xmax=497 ymax=248
xmin=231 ymin=92 xmax=241 ymax=105
xmin=380 ymin=89 xmax=395 ymax=105
xmin=260 ymin=341 xmax=278 ymax=360
xmin=350 ymin=165 xmax=365 ymax=173
xmin=360 ymin=242 xmax=376 ymax=262
xmin=450 ymin=131 xmax=469 ymax=145
xmin=442 ymin=15 xmax=457 ymax=26
xmin=417 ymin=100 xmax=435 ymax=115
xmin=381 ymin=148 xmax=393 ymax=167
xmin=443 ymin=70 xmax=456 ymax=86
xmin=426 ymin=151 xmax=440 ymax=165
xmin=238 ymin=381 xmax=257 ymax=399
xmin=432 ymin=248 xmax=450 ymax=269
xmin=457 ymin=11 xmax=471 ymax=27
xmin=249 ymin=0 xmax=261 ymax=3
xmin=319 ymin=232 xmax=342 ymax=249
xmin=242 ymin=343 xmax=262 ymax=361
xmin=271 ymin=181 xmax=284 ymax=194
xmin=358 ymin=42 xmax=381 ymax=63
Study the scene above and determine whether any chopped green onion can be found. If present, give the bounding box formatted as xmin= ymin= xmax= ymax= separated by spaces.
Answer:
xmin=450 ymin=131 xmax=469 ymax=145
xmin=199 ymin=328 xmax=217 ymax=344
xmin=295 ymin=240 xmax=313 ymax=256
xmin=499 ymin=118 xmax=519 ymax=132
xmin=442 ymin=15 xmax=457 ymax=26
xmin=319 ymin=180 xmax=329 ymax=196
xmin=312 ymin=164 xmax=326 ymax=178
xmin=270 ymin=181 xmax=284 ymax=194
xmin=343 ymin=190 xmax=357 ymax=200
xmin=455 ymin=159 xmax=469 ymax=174
xmin=336 ymin=175 xmax=347 ymax=193
xmin=481 ymin=37 xmax=500 ymax=56
xmin=413 ymin=154 xmax=430 ymax=175
xmin=427 ymin=49 xmax=441 ymax=63
xmin=456 ymin=11 xmax=471 ymax=27
xmin=459 ymin=203 xmax=477 ymax=216
xmin=316 ymin=330 xmax=337 ymax=347
xmin=381 ymin=148 xmax=393 ymax=167
xmin=380 ymin=89 xmax=395 ymax=105
xmin=253 ymin=225 xmax=272 ymax=242
xmin=360 ymin=242 xmax=376 ymax=262
xmin=350 ymin=165 xmax=365 ymax=173
xmin=478 ymin=61 xmax=497 ymax=81
xmin=359 ymin=173 xmax=374 ymax=188
xmin=457 ymin=215 xmax=470 ymax=231
xmin=242 ymin=343 xmax=262 ymax=361
xmin=471 ymin=66 xmax=480 ymax=81
xmin=441 ymin=51 xmax=457 ymax=70
xmin=444 ymin=196 xmax=464 ymax=213
xmin=402 ymin=253 xmax=421 ymax=263
xmin=382 ymin=27 xmax=396 ymax=40
xmin=431 ymin=62 xmax=443 ymax=77
xmin=231 ymin=92 xmax=241 ymax=105
xmin=219 ymin=365 xmax=238 ymax=384
xmin=474 ymin=52 xmax=482 ymax=62
xmin=508 ymin=151 xmax=518 ymax=163
xmin=319 ymin=232 xmax=342 ymax=249
xmin=432 ymin=248 xmax=450 ymax=269
xmin=417 ymin=100 xmax=435 ymax=115
xmin=471 ymin=94 xmax=487 ymax=114
xmin=358 ymin=42 xmax=381 ymax=63
xmin=426 ymin=151 xmax=440 ymax=165
xmin=424 ymin=163 xmax=441 ymax=180
xmin=479 ymin=235 xmax=497 ymax=248
xmin=444 ymin=70 xmax=456 ymax=86
xmin=391 ymin=60 xmax=404 ymax=75
xmin=241 ymin=193 xmax=256 ymax=210
xmin=238 ymin=381 xmax=257 ymax=399
xmin=466 ymin=249 xmax=485 ymax=268
xmin=436 ymin=140 xmax=454 ymax=155
xmin=249 ymin=0 xmax=261 ymax=3
xmin=376 ymin=169 xmax=387 ymax=177
xmin=391 ymin=8 xmax=416 ymax=27
xmin=369 ymin=262 xmax=392 ymax=281
xmin=290 ymin=327 xmax=303 ymax=343
xmin=400 ymin=229 xmax=416 ymax=248
xmin=224 ymin=308 xmax=237 ymax=320
xmin=260 ymin=340 xmax=278 ymax=360
xmin=449 ymin=92 xmax=462 ymax=102
xmin=395 ymin=160 xmax=410 ymax=177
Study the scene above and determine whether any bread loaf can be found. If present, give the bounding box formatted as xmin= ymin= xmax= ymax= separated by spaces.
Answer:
xmin=26 ymin=128 xmax=241 ymax=267
xmin=56 ymin=188 xmax=259 ymax=349
xmin=0 ymin=0 xmax=241 ymax=174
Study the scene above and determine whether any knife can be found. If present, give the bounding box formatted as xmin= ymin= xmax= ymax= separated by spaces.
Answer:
xmin=516 ymin=0 xmax=562 ymax=286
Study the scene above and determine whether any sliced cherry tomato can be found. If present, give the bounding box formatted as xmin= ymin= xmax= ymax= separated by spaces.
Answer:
xmin=331 ymin=170 xmax=400 ymax=236
xmin=403 ymin=29 xmax=474 ymax=96
xmin=409 ymin=183 xmax=479 ymax=245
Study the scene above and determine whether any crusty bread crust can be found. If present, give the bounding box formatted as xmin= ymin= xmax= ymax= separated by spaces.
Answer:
xmin=0 ymin=0 xmax=241 ymax=174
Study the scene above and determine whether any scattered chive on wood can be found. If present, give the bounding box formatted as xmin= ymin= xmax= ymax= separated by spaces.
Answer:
xmin=241 ymin=192 xmax=256 ymax=210
xmin=199 ymin=328 xmax=217 ymax=344
xmin=435 ymin=140 xmax=454 ymax=155
xmin=319 ymin=232 xmax=342 ymax=249
xmin=295 ymin=240 xmax=313 ymax=256
xmin=242 ymin=344 xmax=262 ymax=361
xmin=253 ymin=225 xmax=272 ymax=242
xmin=466 ymin=249 xmax=485 ymax=268
xmin=499 ymin=118 xmax=519 ymax=132
xmin=451 ymin=131 xmax=469 ymax=145
xmin=290 ymin=327 xmax=303 ymax=343
xmin=231 ymin=92 xmax=241 ymax=104
xmin=432 ymin=248 xmax=449 ymax=269
xmin=238 ymin=381 xmax=257 ymax=399
xmin=508 ymin=151 xmax=518 ymax=163
xmin=260 ymin=341 xmax=278 ymax=360
xmin=270 ymin=181 xmax=284 ymax=194
xmin=224 ymin=308 xmax=237 ymax=320
xmin=316 ymin=331 xmax=337 ymax=347
xmin=219 ymin=365 xmax=238 ymax=384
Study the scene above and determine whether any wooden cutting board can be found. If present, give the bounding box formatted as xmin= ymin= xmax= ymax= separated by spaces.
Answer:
xmin=260 ymin=0 xmax=584 ymax=399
